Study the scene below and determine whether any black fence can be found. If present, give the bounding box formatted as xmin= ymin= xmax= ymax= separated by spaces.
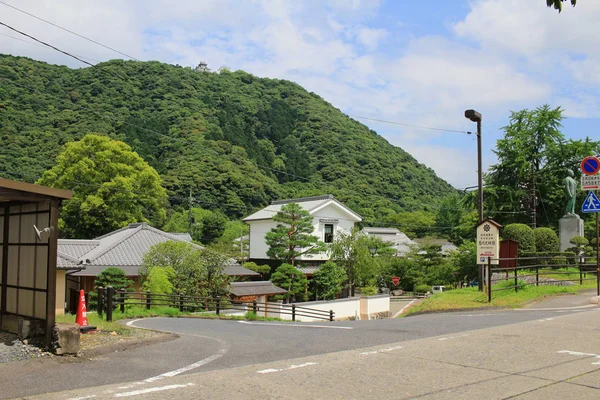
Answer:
xmin=97 ymin=287 xmax=335 ymax=322
xmin=484 ymin=256 xmax=600 ymax=302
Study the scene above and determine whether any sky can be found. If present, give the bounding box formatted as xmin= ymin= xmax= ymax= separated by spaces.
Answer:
xmin=1 ymin=0 xmax=599 ymax=189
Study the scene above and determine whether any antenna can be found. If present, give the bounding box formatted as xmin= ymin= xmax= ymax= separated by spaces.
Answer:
xmin=33 ymin=225 xmax=53 ymax=241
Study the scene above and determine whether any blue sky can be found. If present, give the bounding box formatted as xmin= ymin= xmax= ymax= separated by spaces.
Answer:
xmin=1 ymin=0 xmax=598 ymax=189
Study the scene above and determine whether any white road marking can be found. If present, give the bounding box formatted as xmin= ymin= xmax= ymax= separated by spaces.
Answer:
xmin=360 ymin=345 xmax=403 ymax=355
xmin=558 ymin=350 xmax=600 ymax=365
xmin=257 ymin=362 xmax=318 ymax=374
xmin=67 ymin=396 xmax=96 ymax=400
xmin=144 ymin=350 xmax=227 ymax=383
xmin=114 ymin=383 xmax=195 ymax=397
xmin=392 ymin=299 xmax=417 ymax=318
xmin=438 ymin=334 xmax=469 ymax=341
xmin=515 ymin=304 xmax=597 ymax=311
xmin=123 ymin=319 xmax=230 ymax=386
xmin=239 ymin=321 xmax=353 ymax=329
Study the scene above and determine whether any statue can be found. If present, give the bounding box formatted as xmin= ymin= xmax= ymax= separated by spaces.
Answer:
xmin=564 ymin=170 xmax=577 ymax=216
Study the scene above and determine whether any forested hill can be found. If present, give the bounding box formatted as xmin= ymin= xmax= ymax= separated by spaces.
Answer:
xmin=0 ymin=54 xmax=456 ymax=219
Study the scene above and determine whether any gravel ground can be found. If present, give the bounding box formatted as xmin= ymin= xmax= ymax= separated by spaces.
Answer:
xmin=0 ymin=331 xmax=53 ymax=363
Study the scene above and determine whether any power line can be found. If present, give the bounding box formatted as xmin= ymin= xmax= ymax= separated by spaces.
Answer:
xmin=0 ymin=20 xmax=94 ymax=67
xmin=351 ymin=115 xmax=469 ymax=134
xmin=0 ymin=32 xmax=102 ymax=63
xmin=0 ymin=1 xmax=140 ymax=61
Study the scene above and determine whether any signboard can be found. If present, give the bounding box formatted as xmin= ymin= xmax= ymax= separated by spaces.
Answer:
xmin=581 ymin=174 xmax=600 ymax=190
xmin=391 ymin=276 xmax=400 ymax=286
xmin=581 ymin=156 xmax=600 ymax=176
xmin=319 ymin=219 xmax=339 ymax=223
xmin=582 ymin=191 xmax=600 ymax=213
xmin=476 ymin=220 xmax=500 ymax=265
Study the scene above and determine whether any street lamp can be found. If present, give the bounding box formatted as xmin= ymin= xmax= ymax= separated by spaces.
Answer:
xmin=369 ymin=247 xmax=377 ymax=257
xmin=465 ymin=109 xmax=483 ymax=292
xmin=464 ymin=109 xmax=483 ymax=224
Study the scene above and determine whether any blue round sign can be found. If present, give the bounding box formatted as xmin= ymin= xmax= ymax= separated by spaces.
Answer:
xmin=581 ymin=156 xmax=600 ymax=176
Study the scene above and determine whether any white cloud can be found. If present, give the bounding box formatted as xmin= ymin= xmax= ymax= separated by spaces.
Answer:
xmin=355 ymin=27 xmax=389 ymax=50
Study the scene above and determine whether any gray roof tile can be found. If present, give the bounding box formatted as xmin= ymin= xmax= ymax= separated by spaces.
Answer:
xmin=243 ymin=194 xmax=361 ymax=222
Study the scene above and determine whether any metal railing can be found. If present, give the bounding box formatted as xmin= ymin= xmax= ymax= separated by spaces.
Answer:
xmin=96 ymin=287 xmax=335 ymax=322
xmin=484 ymin=256 xmax=599 ymax=302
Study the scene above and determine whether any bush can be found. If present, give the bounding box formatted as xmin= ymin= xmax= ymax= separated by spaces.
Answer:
xmin=359 ymin=286 xmax=378 ymax=296
xmin=414 ymin=284 xmax=431 ymax=294
xmin=533 ymin=228 xmax=559 ymax=253
xmin=503 ymin=224 xmax=535 ymax=253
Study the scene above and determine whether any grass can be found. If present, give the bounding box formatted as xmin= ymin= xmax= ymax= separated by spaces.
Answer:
xmin=404 ymin=280 xmax=597 ymax=316
xmin=56 ymin=312 xmax=131 ymax=334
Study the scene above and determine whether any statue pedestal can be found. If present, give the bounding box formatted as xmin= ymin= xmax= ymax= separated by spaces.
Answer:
xmin=559 ymin=215 xmax=584 ymax=251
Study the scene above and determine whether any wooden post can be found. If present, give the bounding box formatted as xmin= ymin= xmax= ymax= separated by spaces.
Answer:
xmin=120 ymin=290 xmax=125 ymax=313
xmin=97 ymin=287 xmax=104 ymax=317
xmin=106 ymin=286 xmax=114 ymax=322
xmin=179 ymin=293 xmax=184 ymax=312
xmin=146 ymin=290 xmax=151 ymax=310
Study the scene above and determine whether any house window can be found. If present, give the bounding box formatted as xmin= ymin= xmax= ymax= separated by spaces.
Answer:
xmin=324 ymin=224 xmax=334 ymax=243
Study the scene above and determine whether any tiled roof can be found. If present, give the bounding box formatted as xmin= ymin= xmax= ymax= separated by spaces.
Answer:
xmin=58 ymin=239 xmax=100 ymax=259
xmin=296 ymin=266 xmax=320 ymax=275
xmin=167 ymin=232 xmax=193 ymax=242
xmin=57 ymin=251 xmax=84 ymax=270
xmin=243 ymin=194 xmax=361 ymax=222
xmin=228 ymin=281 xmax=287 ymax=297
xmin=60 ymin=223 xmax=254 ymax=277
xmin=413 ymin=238 xmax=458 ymax=255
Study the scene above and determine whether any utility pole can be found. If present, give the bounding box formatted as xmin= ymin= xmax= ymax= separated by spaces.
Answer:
xmin=188 ymin=188 xmax=194 ymax=234
xmin=531 ymin=163 xmax=537 ymax=229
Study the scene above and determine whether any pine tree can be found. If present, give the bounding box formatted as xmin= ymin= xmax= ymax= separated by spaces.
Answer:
xmin=265 ymin=203 xmax=325 ymax=265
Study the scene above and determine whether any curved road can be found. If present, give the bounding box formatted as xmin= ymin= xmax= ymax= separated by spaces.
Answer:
xmin=0 ymin=293 xmax=597 ymax=399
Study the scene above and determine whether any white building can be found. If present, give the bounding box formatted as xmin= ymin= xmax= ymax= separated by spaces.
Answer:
xmin=360 ymin=227 xmax=417 ymax=257
xmin=243 ymin=195 xmax=362 ymax=266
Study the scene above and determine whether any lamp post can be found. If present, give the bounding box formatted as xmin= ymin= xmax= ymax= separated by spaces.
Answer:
xmin=465 ymin=109 xmax=483 ymax=291
xmin=369 ymin=247 xmax=377 ymax=257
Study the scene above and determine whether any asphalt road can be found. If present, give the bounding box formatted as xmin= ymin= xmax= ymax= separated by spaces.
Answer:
xmin=1 ymin=293 xmax=597 ymax=399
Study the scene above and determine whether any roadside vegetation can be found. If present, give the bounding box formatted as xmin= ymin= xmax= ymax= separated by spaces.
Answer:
xmin=404 ymin=281 xmax=595 ymax=316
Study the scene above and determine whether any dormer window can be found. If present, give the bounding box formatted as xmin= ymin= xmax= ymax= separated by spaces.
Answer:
xmin=324 ymin=224 xmax=334 ymax=243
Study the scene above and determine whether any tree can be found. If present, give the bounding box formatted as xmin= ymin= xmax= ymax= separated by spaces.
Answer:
xmin=163 ymin=207 xmax=229 ymax=244
xmin=142 ymin=267 xmax=174 ymax=296
xmin=242 ymin=262 xmax=271 ymax=279
xmin=270 ymin=263 xmax=308 ymax=302
xmin=141 ymin=241 xmax=205 ymax=297
xmin=37 ymin=134 xmax=167 ymax=239
xmin=503 ymin=224 xmax=536 ymax=253
xmin=486 ymin=106 xmax=600 ymax=227
xmin=95 ymin=267 xmax=133 ymax=291
xmin=329 ymin=229 xmax=391 ymax=296
xmin=198 ymin=249 xmax=230 ymax=297
xmin=265 ymin=203 xmax=325 ymax=265
xmin=533 ymin=227 xmax=559 ymax=253
xmin=546 ymin=0 xmax=576 ymax=13
xmin=313 ymin=261 xmax=347 ymax=300
xmin=449 ymin=241 xmax=478 ymax=283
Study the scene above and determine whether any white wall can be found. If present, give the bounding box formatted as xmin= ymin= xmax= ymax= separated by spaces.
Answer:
xmin=360 ymin=295 xmax=390 ymax=320
xmin=247 ymin=202 xmax=359 ymax=262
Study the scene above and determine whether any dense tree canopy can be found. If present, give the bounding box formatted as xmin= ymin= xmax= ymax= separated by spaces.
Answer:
xmin=546 ymin=0 xmax=576 ymax=12
xmin=0 ymin=54 xmax=455 ymax=226
xmin=37 ymin=134 xmax=167 ymax=238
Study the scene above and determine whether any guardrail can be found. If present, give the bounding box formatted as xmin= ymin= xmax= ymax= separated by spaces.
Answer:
xmin=96 ymin=288 xmax=334 ymax=322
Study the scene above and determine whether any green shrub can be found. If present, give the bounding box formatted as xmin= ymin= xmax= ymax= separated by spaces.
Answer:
xmin=413 ymin=284 xmax=431 ymax=294
xmin=503 ymin=224 xmax=535 ymax=253
xmin=359 ymin=286 xmax=378 ymax=296
xmin=533 ymin=228 xmax=559 ymax=253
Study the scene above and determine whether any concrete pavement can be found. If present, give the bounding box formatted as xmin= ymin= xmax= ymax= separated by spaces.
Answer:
xmin=22 ymin=307 xmax=600 ymax=399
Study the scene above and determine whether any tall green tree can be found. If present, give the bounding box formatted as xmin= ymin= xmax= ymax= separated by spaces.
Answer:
xmin=313 ymin=261 xmax=347 ymax=300
xmin=486 ymin=106 xmax=600 ymax=226
xmin=329 ymin=229 xmax=391 ymax=296
xmin=37 ymin=134 xmax=167 ymax=238
xmin=265 ymin=203 xmax=325 ymax=265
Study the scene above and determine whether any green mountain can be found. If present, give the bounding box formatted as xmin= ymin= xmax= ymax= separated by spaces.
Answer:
xmin=0 ymin=54 xmax=456 ymax=220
